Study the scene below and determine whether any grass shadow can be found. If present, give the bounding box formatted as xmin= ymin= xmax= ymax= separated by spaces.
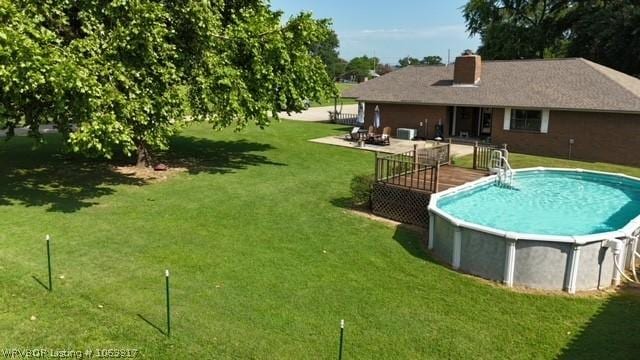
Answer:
xmin=0 ymin=153 xmax=145 ymax=213
xmin=330 ymin=196 xmax=432 ymax=262
xmin=137 ymin=314 xmax=167 ymax=336
xmin=158 ymin=136 xmax=284 ymax=175
xmin=0 ymin=135 xmax=148 ymax=212
xmin=0 ymin=134 xmax=284 ymax=212
xmin=392 ymin=224 xmax=429 ymax=261
xmin=330 ymin=196 xmax=431 ymax=262
xmin=556 ymin=289 xmax=640 ymax=359
xmin=329 ymin=196 xmax=356 ymax=210
xmin=31 ymin=275 xmax=50 ymax=291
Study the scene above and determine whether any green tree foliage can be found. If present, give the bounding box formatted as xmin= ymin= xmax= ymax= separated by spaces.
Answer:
xmin=398 ymin=55 xmax=443 ymax=67
xmin=463 ymin=0 xmax=569 ymax=59
xmin=463 ymin=0 xmax=640 ymax=77
xmin=376 ymin=63 xmax=394 ymax=75
xmin=421 ymin=56 xmax=444 ymax=65
xmin=565 ymin=0 xmax=640 ymax=77
xmin=334 ymin=58 xmax=348 ymax=79
xmin=345 ymin=55 xmax=378 ymax=82
xmin=398 ymin=56 xmax=420 ymax=67
xmin=0 ymin=1 xmax=96 ymax=143
xmin=0 ymin=0 xmax=336 ymax=165
xmin=311 ymin=29 xmax=345 ymax=80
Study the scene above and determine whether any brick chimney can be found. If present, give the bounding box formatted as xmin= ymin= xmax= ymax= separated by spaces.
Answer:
xmin=453 ymin=53 xmax=482 ymax=85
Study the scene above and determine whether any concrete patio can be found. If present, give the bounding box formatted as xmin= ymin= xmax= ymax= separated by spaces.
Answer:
xmin=309 ymin=134 xmax=475 ymax=158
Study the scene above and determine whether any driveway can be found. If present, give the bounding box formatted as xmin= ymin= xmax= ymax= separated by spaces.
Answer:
xmin=277 ymin=104 xmax=358 ymax=122
xmin=2 ymin=106 xmax=357 ymax=136
xmin=0 ymin=124 xmax=60 ymax=137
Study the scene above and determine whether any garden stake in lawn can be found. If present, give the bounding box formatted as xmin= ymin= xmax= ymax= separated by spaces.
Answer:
xmin=46 ymin=234 xmax=52 ymax=292
xmin=338 ymin=319 xmax=344 ymax=360
xmin=165 ymin=269 xmax=171 ymax=337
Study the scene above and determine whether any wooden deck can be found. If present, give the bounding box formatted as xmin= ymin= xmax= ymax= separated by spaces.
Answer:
xmin=388 ymin=165 xmax=488 ymax=194
xmin=372 ymin=146 xmax=491 ymax=226
xmin=437 ymin=166 xmax=488 ymax=192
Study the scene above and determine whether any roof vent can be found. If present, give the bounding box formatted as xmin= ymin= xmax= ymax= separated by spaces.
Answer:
xmin=454 ymin=53 xmax=482 ymax=86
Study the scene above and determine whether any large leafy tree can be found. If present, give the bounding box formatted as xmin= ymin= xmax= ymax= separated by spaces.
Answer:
xmin=420 ymin=56 xmax=443 ymax=65
xmin=344 ymin=55 xmax=378 ymax=82
xmin=398 ymin=56 xmax=420 ymax=67
xmin=0 ymin=0 xmax=336 ymax=166
xmin=564 ymin=0 xmax=640 ymax=77
xmin=462 ymin=0 xmax=640 ymax=77
xmin=311 ymin=29 xmax=345 ymax=80
xmin=398 ymin=56 xmax=443 ymax=67
xmin=333 ymin=58 xmax=348 ymax=79
xmin=0 ymin=1 xmax=96 ymax=144
xmin=375 ymin=63 xmax=394 ymax=75
xmin=463 ymin=0 xmax=570 ymax=59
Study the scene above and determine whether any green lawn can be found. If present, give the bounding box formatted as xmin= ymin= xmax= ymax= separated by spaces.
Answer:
xmin=1 ymin=121 xmax=639 ymax=359
xmin=454 ymin=152 xmax=640 ymax=177
xmin=311 ymin=83 xmax=357 ymax=107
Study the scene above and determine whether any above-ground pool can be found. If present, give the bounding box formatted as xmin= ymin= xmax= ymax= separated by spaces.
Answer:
xmin=428 ymin=168 xmax=640 ymax=294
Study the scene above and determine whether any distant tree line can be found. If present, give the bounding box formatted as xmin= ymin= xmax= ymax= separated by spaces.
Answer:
xmin=317 ymin=54 xmax=445 ymax=83
xmin=463 ymin=0 xmax=640 ymax=77
xmin=319 ymin=54 xmax=387 ymax=83
xmin=335 ymin=55 xmax=444 ymax=82
xmin=398 ymin=56 xmax=444 ymax=67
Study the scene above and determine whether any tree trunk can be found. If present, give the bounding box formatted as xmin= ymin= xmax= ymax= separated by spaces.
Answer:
xmin=136 ymin=141 xmax=152 ymax=168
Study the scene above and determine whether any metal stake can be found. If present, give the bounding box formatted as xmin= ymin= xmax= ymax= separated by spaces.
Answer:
xmin=338 ymin=319 xmax=345 ymax=360
xmin=165 ymin=269 xmax=171 ymax=337
xmin=46 ymin=235 xmax=52 ymax=292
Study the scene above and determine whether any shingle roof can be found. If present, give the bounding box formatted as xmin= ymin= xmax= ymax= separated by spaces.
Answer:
xmin=342 ymin=58 xmax=640 ymax=113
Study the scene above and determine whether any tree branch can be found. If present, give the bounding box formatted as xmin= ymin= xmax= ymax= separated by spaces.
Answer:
xmin=211 ymin=23 xmax=294 ymax=41
xmin=211 ymin=33 xmax=230 ymax=40
xmin=257 ymin=22 xmax=292 ymax=37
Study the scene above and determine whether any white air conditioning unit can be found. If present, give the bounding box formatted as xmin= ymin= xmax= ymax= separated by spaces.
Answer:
xmin=396 ymin=128 xmax=417 ymax=140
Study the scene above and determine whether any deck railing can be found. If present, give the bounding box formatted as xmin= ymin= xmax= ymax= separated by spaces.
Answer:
xmin=416 ymin=143 xmax=450 ymax=166
xmin=473 ymin=142 xmax=506 ymax=170
xmin=329 ymin=111 xmax=358 ymax=126
xmin=375 ymin=143 xmax=450 ymax=193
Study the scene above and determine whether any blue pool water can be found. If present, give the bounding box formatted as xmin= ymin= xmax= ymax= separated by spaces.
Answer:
xmin=437 ymin=170 xmax=640 ymax=236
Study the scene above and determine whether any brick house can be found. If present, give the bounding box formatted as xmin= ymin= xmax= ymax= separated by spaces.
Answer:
xmin=343 ymin=55 xmax=640 ymax=166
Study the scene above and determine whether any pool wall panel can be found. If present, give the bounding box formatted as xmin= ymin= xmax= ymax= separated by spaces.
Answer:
xmin=514 ymin=240 xmax=571 ymax=290
xmin=459 ymin=229 xmax=506 ymax=282
xmin=576 ymin=242 xmax=614 ymax=290
xmin=432 ymin=215 xmax=455 ymax=264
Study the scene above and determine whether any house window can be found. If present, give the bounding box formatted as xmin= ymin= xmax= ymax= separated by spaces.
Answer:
xmin=510 ymin=109 xmax=542 ymax=132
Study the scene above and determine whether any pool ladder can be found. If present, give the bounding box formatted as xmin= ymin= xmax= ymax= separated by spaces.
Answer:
xmin=490 ymin=150 xmax=514 ymax=188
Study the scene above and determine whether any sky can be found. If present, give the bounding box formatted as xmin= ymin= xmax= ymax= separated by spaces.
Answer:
xmin=269 ymin=0 xmax=481 ymax=65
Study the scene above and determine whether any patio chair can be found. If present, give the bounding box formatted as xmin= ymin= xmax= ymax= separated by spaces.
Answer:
xmin=364 ymin=125 xmax=376 ymax=144
xmin=380 ymin=126 xmax=391 ymax=145
xmin=344 ymin=127 xmax=361 ymax=141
